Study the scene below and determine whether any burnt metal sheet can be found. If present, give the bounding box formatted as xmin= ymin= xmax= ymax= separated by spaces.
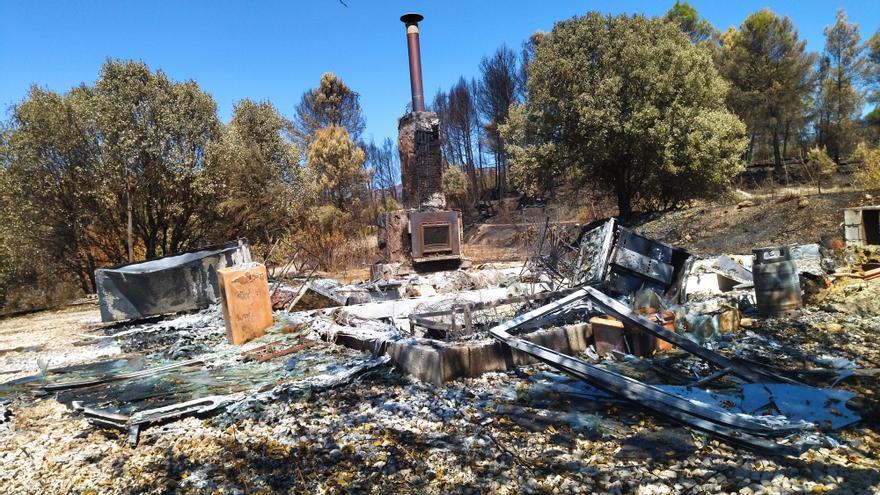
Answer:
xmin=716 ymin=255 xmax=753 ymax=284
xmin=573 ymin=218 xmax=616 ymax=285
xmin=241 ymin=340 xmax=318 ymax=363
xmin=40 ymin=359 xmax=204 ymax=392
xmin=75 ymin=394 xmax=240 ymax=446
xmin=617 ymin=227 xmax=672 ymax=263
xmin=612 ymin=246 xmax=674 ymax=284
xmin=95 ymin=240 xmax=252 ymax=322
xmin=487 ymin=289 xmax=806 ymax=453
xmin=582 ymin=286 xmax=799 ymax=385
xmin=570 ymin=220 xmax=691 ymax=300
xmin=407 ymin=289 xmax=578 ymax=337
xmin=608 ymin=227 xmax=678 ymax=296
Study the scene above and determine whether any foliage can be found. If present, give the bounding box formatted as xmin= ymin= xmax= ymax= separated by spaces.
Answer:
xmin=442 ymin=165 xmax=469 ymax=205
xmin=0 ymin=60 xmax=383 ymax=311
xmin=803 ymin=146 xmax=837 ymax=193
xmin=866 ymin=29 xmax=880 ymax=104
xmin=92 ymin=59 xmax=222 ymax=259
xmin=854 ymin=143 xmax=880 ymax=189
xmin=815 ymin=10 xmax=865 ymax=164
xmin=3 ymin=85 xmax=104 ymax=293
xmin=306 ymin=125 xmax=368 ymax=210
xmin=665 ymin=1 xmax=716 ymax=45
xmin=866 ymin=107 xmax=880 ymax=145
xmin=207 ymin=99 xmax=312 ymax=256
xmin=717 ymin=9 xmax=815 ymax=175
xmin=294 ymin=72 xmax=365 ymax=146
xmin=301 ymin=204 xmax=353 ymax=271
xmin=502 ymin=12 xmax=747 ymax=218
xmin=1 ymin=58 xmax=226 ymax=306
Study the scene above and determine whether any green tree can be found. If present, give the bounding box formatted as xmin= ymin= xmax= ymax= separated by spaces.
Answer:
xmin=92 ymin=59 xmax=221 ymax=258
xmin=665 ymin=1 xmax=717 ymax=45
xmin=442 ymin=165 xmax=469 ymax=210
xmin=501 ymin=12 xmax=746 ymax=218
xmin=815 ymin=10 xmax=865 ymax=165
xmin=294 ymin=72 xmax=365 ymax=146
xmin=854 ymin=142 xmax=880 ymax=188
xmin=2 ymin=59 xmax=223 ymax=301
xmin=717 ymin=9 xmax=816 ymax=176
xmin=208 ymin=100 xmax=312 ymax=255
xmin=306 ymin=125 xmax=368 ymax=210
xmin=803 ymin=146 xmax=837 ymax=193
xmin=3 ymin=86 xmax=106 ymax=292
xmin=866 ymin=29 xmax=880 ymax=104
xmin=866 ymin=107 xmax=880 ymax=145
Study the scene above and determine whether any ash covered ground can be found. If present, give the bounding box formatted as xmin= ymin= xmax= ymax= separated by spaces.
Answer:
xmin=2 ymin=258 xmax=880 ymax=494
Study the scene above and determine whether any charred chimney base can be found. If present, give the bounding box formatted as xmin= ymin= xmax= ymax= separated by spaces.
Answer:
xmin=398 ymin=111 xmax=445 ymax=211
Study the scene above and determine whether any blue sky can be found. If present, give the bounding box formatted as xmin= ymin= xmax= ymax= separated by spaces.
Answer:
xmin=1 ymin=1 xmax=878 ymax=145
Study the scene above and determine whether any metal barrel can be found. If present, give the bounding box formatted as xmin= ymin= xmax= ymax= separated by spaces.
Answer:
xmin=752 ymin=246 xmax=802 ymax=317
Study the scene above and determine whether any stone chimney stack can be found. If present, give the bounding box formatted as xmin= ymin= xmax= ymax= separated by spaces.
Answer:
xmin=398 ymin=13 xmax=445 ymax=210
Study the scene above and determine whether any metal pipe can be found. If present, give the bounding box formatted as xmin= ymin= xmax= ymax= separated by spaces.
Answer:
xmin=400 ymin=13 xmax=425 ymax=112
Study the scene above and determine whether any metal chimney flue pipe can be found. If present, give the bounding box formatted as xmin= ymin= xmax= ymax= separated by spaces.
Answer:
xmin=400 ymin=13 xmax=426 ymax=112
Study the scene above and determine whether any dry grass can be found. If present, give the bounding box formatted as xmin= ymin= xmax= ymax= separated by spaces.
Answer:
xmin=462 ymin=243 xmax=527 ymax=264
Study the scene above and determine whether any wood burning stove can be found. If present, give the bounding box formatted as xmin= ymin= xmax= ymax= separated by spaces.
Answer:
xmin=409 ymin=210 xmax=462 ymax=262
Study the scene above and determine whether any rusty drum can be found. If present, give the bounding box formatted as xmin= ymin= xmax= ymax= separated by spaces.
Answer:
xmin=752 ymin=246 xmax=802 ymax=317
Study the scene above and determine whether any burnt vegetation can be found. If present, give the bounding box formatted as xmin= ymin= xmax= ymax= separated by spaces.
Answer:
xmin=0 ymin=3 xmax=879 ymax=316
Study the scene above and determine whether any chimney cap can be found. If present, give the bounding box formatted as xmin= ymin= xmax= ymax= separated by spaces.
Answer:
xmin=400 ymin=13 xmax=424 ymax=25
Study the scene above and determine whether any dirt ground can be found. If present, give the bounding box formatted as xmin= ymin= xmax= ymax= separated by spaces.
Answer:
xmin=1 ymin=302 xmax=879 ymax=494
xmin=634 ymin=187 xmax=868 ymax=256
xmin=0 ymin=300 xmax=113 ymax=382
xmin=462 ymin=183 xmax=870 ymax=262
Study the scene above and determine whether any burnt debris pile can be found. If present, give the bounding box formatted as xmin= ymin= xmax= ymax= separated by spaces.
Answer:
xmin=2 ymin=214 xmax=878 ymax=460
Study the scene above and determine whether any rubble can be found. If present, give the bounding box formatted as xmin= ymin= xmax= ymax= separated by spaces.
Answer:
xmin=844 ymin=206 xmax=880 ymax=247
xmin=2 ymin=215 xmax=880 ymax=492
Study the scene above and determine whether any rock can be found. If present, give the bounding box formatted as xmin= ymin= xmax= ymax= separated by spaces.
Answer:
xmin=824 ymin=322 xmax=843 ymax=333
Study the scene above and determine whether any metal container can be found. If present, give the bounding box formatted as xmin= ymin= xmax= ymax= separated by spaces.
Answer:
xmin=95 ymin=240 xmax=252 ymax=322
xmin=590 ymin=316 xmax=626 ymax=357
xmin=629 ymin=308 xmax=675 ymax=356
xmin=752 ymin=246 xmax=802 ymax=317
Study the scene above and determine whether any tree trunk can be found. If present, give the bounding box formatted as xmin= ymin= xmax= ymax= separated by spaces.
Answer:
xmin=782 ymin=121 xmax=791 ymax=158
xmin=746 ymin=132 xmax=757 ymax=163
xmin=126 ymin=163 xmax=134 ymax=262
xmin=782 ymin=122 xmax=791 ymax=183
xmin=497 ymin=136 xmax=506 ymax=198
xmin=617 ymin=192 xmax=632 ymax=221
xmin=85 ymin=250 xmax=97 ymax=293
xmin=476 ymin=129 xmax=485 ymax=202
xmin=772 ymin=129 xmax=783 ymax=179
